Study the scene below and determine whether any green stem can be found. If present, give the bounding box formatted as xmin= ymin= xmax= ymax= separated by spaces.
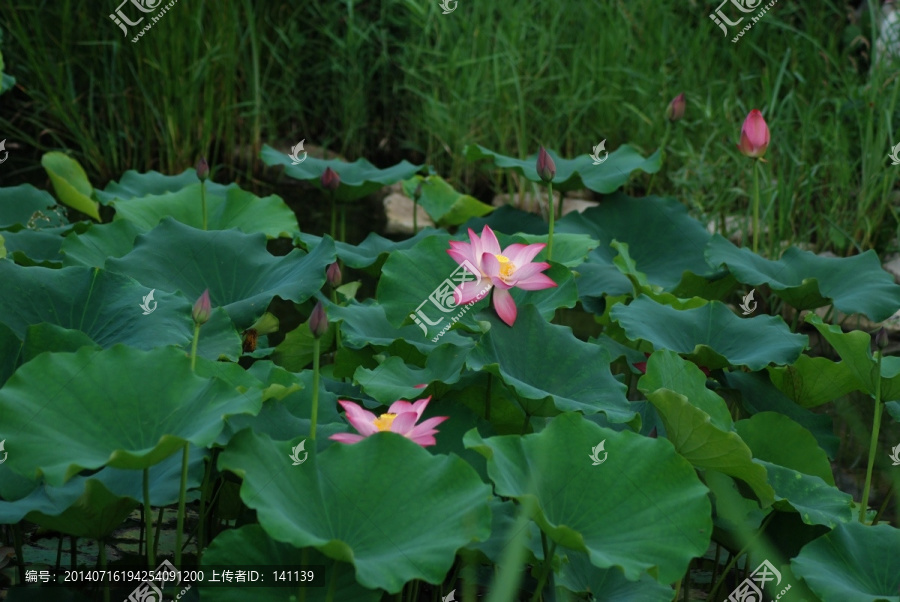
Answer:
xmin=12 ymin=524 xmax=24 ymax=583
xmin=326 ymin=560 xmax=338 ymax=602
xmin=311 ymin=337 xmax=321 ymax=440
xmin=175 ymin=443 xmax=189 ymax=568
xmin=200 ymin=180 xmax=208 ymax=231
xmin=330 ymin=192 xmax=337 ymax=239
xmin=154 ymin=507 xmax=163 ymax=561
xmin=860 ymin=349 xmax=884 ymax=523
xmin=752 ymin=159 xmax=760 ymax=254
xmin=547 ymin=182 xmax=555 ymax=261
xmin=197 ymin=452 xmax=214 ymax=562
xmin=190 ymin=323 xmax=200 ymax=372
xmin=98 ymin=540 xmax=110 ymax=602
xmin=647 ymin=121 xmax=671 ymax=196
xmin=528 ymin=537 xmax=557 ymax=602
xmin=143 ymin=468 xmax=155 ymax=568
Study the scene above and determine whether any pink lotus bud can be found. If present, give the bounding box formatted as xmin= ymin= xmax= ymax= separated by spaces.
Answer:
xmin=666 ymin=93 xmax=686 ymax=122
xmin=536 ymin=147 xmax=555 ymax=183
xmin=321 ymin=167 xmax=340 ymax=191
xmin=196 ymin=157 xmax=209 ymax=181
xmin=310 ymin=301 xmax=328 ymax=338
xmin=326 ymin=262 xmax=342 ymax=288
xmin=737 ymin=109 xmax=770 ymax=158
xmin=192 ymin=289 xmax=211 ymax=325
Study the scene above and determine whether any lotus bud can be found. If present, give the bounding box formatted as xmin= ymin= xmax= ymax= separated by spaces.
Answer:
xmin=536 ymin=147 xmax=556 ymax=183
xmin=875 ymin=327 xmax=889 ymax=350
xmin=196 ymin=157 xmax=209 ymax=181
xmin=326 ymin=262 xmax=342 ymax=288
xmin=192 ymin=289 xmax=211 ymax=325
xmin=321 ymin=167 xmax=340 ymax=191
xmin=310 ymin=301 xmax=328 ymax=339
xmin=737 ymin=109 xmax=770 ymax=158
xmin=666 ymin=93 xmax=686 ymax=122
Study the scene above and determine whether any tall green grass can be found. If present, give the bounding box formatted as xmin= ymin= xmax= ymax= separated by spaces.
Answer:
xmin=0 ymin=0 xmax=898 ymax=255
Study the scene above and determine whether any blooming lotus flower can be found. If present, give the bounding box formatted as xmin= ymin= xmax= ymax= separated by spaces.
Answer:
xmin=330 ymin=397 xmax=448 ymax=447
xmin=536 ymin=147 xmax=556 ymax=182
xmin=666 ymin=93 xmax=686 ymax=122
xmin=447 ymin=225 xmax=556 ymax=326
xmin=737 ymin=109 xmax=769 ymax=158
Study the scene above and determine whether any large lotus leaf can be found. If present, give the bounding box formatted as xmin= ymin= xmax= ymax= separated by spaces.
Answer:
xmin=105 ymin=218 xmax=335 ymax=327
xmin=0 ymin=261 xmax=241 ymax=360
xmin=724 ymin=371 xmax=839 ymax=458
xmin=465 ymin=498 xmax=543 ymax=566
xmin=767 ymin=353 xmax=861 ymax=408
xmin=467 ymin=305 xmax=634 ymax=424
xmin=270 ymin=319 xmax=336 ymax=372
xmin=218 ymin=429 xmax=492 ymax=593
xmin=792 ymin=521 xmax=900 ymax=601
xmin=464 ymin=412 xmax=711 ymax=583
xmin=637 ymin=349 xmax=733 ymax=430
xmin=401 ymin=175 xmax=494 ymax=225
xmin=645 ymin=388 xmax=775 ymax=506
xmin=1 ymin=226 xmax=68 ymax=265
xmin=60 ymin=219 xmax=144 ymax=267
xmin=704 ymin=470 xmax=768 ymax=535
xmin=0 ymin=185 xmax=68 ymax=229
xmin=556 ymin=549 xmax=673 ymax=602
xmin=462 ymin=204 xmax=550 ymax=236
xmin=111 ymin=184 xmax=299 ymax=239
xmin=21 ymin=323 xmax=99 ymax=362
xmin=612 ymin=295 xmax=807 ymax=371
xmin=260 ymin=144 xmax=423 ymax=202
xmin=200 ymin=525 xmax=381 ymax=602
xmin=707 ymin=234 xmax=900 ymax=321
xmin=806 ymin=314 xmax=900 ymax=400
xmin=94 ymin=168 xmax=236 ymax=204
xmin=463 ymin=144 xmax=660 ymax=193
xmin=0 ymin=345 xmax=261 ymax=486
xmin=609 ymin=240 xmax=715 ymax=310
xmin=0 ymin=321 xmax=20 ymax=388
xmin=40 ymin=152 xmax=100 ymax=221
xmin=755 ymin=460 xmax=852 ymax=528
xmin=734 ymin=412 xmax=834 ymax=484
xmin=298 ymin=227 xmax=440 ymax=269
xmin=353 ymin=346 xmax=467 ymax=403
xmin=556 ymin=194 xmax=719 ymax=291
xmin=516 ymin=233 xmax=598 ymax=268
xmin=575 ymin=256 xmax=634 ymax=301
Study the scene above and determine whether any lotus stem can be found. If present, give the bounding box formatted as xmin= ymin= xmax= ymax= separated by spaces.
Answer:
xmin=200 ymin=180 xmax=208 ymax=231
xmin=752 ymin=159 xmax=760 ymax=254
xmin=12 ymin=524 xmax=24 ymax=583
xmin=311 ymin=337 xmax=321 ymax=440
xmin=326 ymin=561 xmax=338 ymax=602
xmin=197 ymin=450 xmax=216 ymax=562
xmin=154 ymin=507 xmax=163 ymax=561
xmin=175 ymin=443 xmax=189 ymax=568
xmin=143 ymin=468 xmax=155 ymax=568
xmin=330 ymin=191 xmax=337 ymax=239
xmin=647 ymin=121 xmax=671 ymax=196
xmin=547 ymin=182 xmax=555 ymax=262
xmin=528 ymin=534 xmax=556 ymax=602
xmin=860 ymin=349 xmax=884 ymax=523
xmin=190 ymin=323 xmax=200 ymax=372
xmin=99 ymin=540 xmax=110 ymax=602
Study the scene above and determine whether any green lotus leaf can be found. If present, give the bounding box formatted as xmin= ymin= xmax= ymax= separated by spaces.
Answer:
xmin=462 ymin=205 xmax=550 ymax=236
xmin=111 ymin=184 xmax=299 ymax=239
xmin=637 ymin=349 xmax=733 ymax=431
xmin=40 ymin=152 xmax=100 ymax=221
xmin=60 ymin=219 xmax=144 ymax=267
xmin=94 ymin=168 xmax=236 ymax=205
xmin=0 ymin=52 xmax=14 ymax=97
xmin=888 ymin=401 xmax=900 ymax=422
xmin=200 ymin=524 xmax=381 ymax=602
xmin=464 ymin=412 xmax=711 ymax=583
xmin=353 ymin=346 xmax=467 ymax=404
xmin=0 ymin=225 xmax=69 ymax=265
xmin=0 ymin=184 xmax=68 ymax=229
xmin=260 ymin=144 xmax=423 ymax=202
xmin=21 ymin=323 xmax=99 ymax=362
xmin=556 ymin=549 xmax=674 ymax=602
xmin=464 ymin=498 xmax=543 ymax=566
xmin=645 ymin=388 xmax=775 ymax=506
xmin=723 ymin=371 xmax=840 ymax=458
xmin=610 ymin=240 xmax=713 ymax=309
xmin=516 ymin=232 xmax=598 ymax=268
xmin=612 ymin=295 xmax=807 ymax=371
xmin=462 ymin=144 xmax=660 ymax=193
xmin=734 ymin=412 xmax=834 ymax=484
xmin=401 ymin=175 xmax=494 ymax=225
xmin=298 ymin=227 xmax=441 ymax=269
xmin=0 ymin=346 xmax=261 ymax=486
xmin=218 ymin=429 xmax=492 ymax=593
xmin=0 ymin=233 xmax=5 ymax=259
xmin=792 ymin=521 xmax=900 ymax=601
xmin=0 ymin=261 xmax=241 ymax=360
xmin=0 ymin=321 xmax=19 ymax=388
xmin=706 ymin=234 xmax=900 ymax=321
xmin=704 ymin=470 xmax=768 ymax=536
xmin=467 ymin=305 xmax=634 ymax=424
xmin=767 ymin=353 xmax=862 ymax=408
xmin=271 ymin=318 xmax=336 ymax=372
xmin=755 ymin=460 xmax=852 ymax=528
xmin=105 ymin=218 xmax=335 ymax=327
xmin=556 ymin=194 xmax=721 ymax=292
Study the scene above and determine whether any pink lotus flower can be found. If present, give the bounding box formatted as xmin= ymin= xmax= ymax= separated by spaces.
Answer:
xmin=737 ymin=109 xmax=769 ymax=158
xmin=330 ymin=397 xmax=448 ymax=447
xmin=447 ymin=225 xmax=556 ymax=327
